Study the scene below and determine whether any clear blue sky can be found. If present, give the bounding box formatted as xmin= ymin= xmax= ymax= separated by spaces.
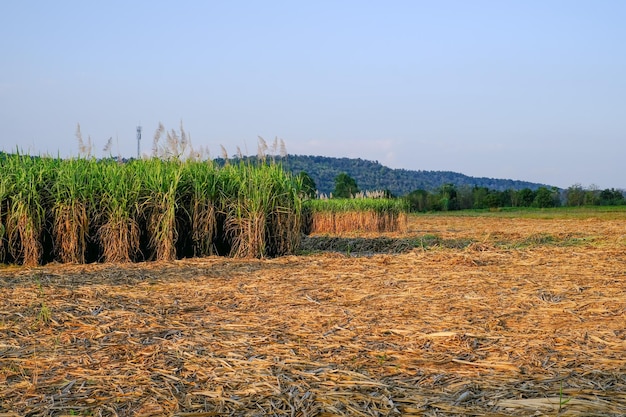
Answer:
xmin=1 ymin=1 xmax=625 ymax=189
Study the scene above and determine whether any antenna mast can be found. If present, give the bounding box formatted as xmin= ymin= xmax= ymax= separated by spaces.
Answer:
xmin=136 ymin=125 xmax=142 ymax=158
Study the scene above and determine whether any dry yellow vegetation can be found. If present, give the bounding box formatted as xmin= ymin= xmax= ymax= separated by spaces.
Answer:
xmin=1 ymin=213 xmax=625 ymax=416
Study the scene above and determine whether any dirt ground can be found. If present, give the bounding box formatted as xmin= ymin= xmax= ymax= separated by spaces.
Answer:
xmin=1 ymin=214 xmax=626 ymax=416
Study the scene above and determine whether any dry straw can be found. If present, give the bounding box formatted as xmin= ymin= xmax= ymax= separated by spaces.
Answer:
xmin=1 ymin=214 xmax=626 ymax=415
xmin=306 ymin=197 xmax=408 ymax=234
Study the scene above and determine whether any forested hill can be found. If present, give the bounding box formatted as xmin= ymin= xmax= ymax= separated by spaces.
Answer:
xmin=275 ymin=155 xmax=551 ymax=196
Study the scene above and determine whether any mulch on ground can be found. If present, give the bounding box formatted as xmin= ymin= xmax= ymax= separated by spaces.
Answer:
xmin=1 ymin=215 xmax=626 ymax=416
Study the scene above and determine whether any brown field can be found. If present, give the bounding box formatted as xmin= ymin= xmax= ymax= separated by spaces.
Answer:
xmin=1 ymin=213 xmax=626 ymax=416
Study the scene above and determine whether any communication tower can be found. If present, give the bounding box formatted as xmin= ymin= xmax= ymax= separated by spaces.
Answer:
xmin=136 ymin=125 xmax=142 ymax=158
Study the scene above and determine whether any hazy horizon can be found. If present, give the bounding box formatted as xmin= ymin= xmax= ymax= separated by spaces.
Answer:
xmin=1 ymin=1 xmax=624 ymax=189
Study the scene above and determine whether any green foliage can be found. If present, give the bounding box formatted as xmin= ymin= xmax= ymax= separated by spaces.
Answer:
xmin=516 ymin=188 xmax=536 ymax=207
xmin=0 ymin=153 xmax=305 ymax=265
xmin=400 ymin=183 xmax=609 ymax=212
xmin=433 ymin=206 xmax=626 ymax=219
xmin=297 ymin=171 xmax=317 ymax=199
xmin=533 ymin=187 xmax=560 ymax=208
xmin=137 ymin=158 xmax=183 ymax=261
xmin=180 ymin=160 xmax=220 ymax=257
xmin=598 ymin=188 xmax=625 ymax=205
xmin=3 ymin=153 xmax=47 ymax=265
xmin=95 ymin=160 xmax=142 ymax=262
xmin=565 ymin=184 xmax=586 ymax=206
xmin=51 ymin=157 xmax=97 ymax=263
xmin=333 ymin=173 xmax=359 ymax=198
xmin=221 ymin=161 xmax=303 ymax=258
xmin=437 ymin=184 xmax=458 ymax=211
xmin=404 ymin=189 xmax=429 ymax=212
xmin=306 ymin=197 xmax=408 ymax=215
xmin=271 ymin=155 xmax=549 ymax=196
xmin=566 ymin=184 xmax=626 ymax=206
xmin=218 ymin=155 xmax=560 ymax=202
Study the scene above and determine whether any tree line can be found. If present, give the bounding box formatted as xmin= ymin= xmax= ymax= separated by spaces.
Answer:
xmin=403 ymin=184 xmax=625 ymax=211
xmin=275 ymin=155 xmax=547 ymax=196
xmin=319 ymin=172 xmax=625 ymax=212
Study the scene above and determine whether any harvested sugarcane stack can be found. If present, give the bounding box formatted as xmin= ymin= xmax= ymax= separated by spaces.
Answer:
xmin=304 ymin=196 xmax=408 ymax=234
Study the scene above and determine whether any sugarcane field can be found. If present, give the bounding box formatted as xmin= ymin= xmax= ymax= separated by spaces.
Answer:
xmin=6 ymin=1 xmax=626 ymax=414
xmin=2 ymin=196 xmax=626 ymax=416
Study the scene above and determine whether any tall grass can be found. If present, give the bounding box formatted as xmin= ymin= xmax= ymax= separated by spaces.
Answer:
xmin=221 ymin=161 xmax=303 ymax=258
xmin=222 ymin=163 xmax=268 ymax=258
xmin=181 ymin=161 xmax=220 ymax=257
xmin=0 ymin=151 xmax=306 ymax=265
xmin=3 ymin=153 xmax=46 ymax=266
xmin=138 ymin=158 xmax=183 ymax=261
xmin=95 ymin=160 xmax=142 ymax=263
xmin=266 ymin=164 xmax=303 ymax=256
xmin=51 ymin=158 xmax=95 ymax=263
xmin=0 ymin=158 xmax=8 ymax=262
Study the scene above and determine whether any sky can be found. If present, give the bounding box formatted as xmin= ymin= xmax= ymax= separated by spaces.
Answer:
xmin=1 ymin=1 xmax=625 ymax=189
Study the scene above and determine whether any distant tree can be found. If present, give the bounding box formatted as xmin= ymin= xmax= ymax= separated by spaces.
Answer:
xmin=427 ymin=192 xmax=443 ymax=211
xmin=552 ymin=187 xmax=563 ymax=207
xmin=457 ymin=185 xmax=474 ymax=210
xmin=517 ymin=188 xmax=536 ymax=207
xmin=297 ymin=171 xmax=317 ymax=199
xmin=586 ymin=186 xmax=600 ymax=205
xmin=472 ymin=187 xmax=490 ymax=209
xmin=333 ymin=173 xmax=359 ymax=198
xmin=533 ymin=187 xmax=559 ymax=208
xmin=485 ymin=192 xmax=501 ymax=209
xmin=599 ymin=188 xmax=625 ymax=205
xmin=405 ymin=189 xmax=429 ymax=212
xmin=565 ymin=184 xmax=585 ymax=206
xmin=438 ymin=184 xmax=458 ymax=211
xmin=501 ymin=189 xmax=516 ymax=207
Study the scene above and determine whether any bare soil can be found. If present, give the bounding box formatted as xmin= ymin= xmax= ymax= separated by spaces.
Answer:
xmin=1 ymin=214 xmax=626 ymax=416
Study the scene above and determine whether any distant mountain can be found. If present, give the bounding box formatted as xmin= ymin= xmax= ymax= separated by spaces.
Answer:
xmin=275 ymin=155 xmax=552 ymax=196
xmin=0 ymin=151 xmax=551 ymax=197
